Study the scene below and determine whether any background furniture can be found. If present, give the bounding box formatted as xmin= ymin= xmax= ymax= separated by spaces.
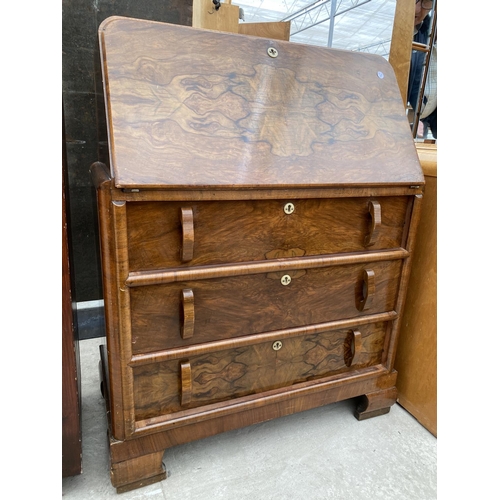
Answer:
xmin=394 ymin=143 xmax=437 ymax=436
xmin=62 ymin=0 xmax=194 ymax=338
xmin=387 ymin=0 xmax=437 ymax=436
xmin=192 ymin=0 xmax=291 ymax=40
xmin=93 ymin=17 xmax=424 ymax=492
xmin=63 ymin=109 xmax=83 ymax=477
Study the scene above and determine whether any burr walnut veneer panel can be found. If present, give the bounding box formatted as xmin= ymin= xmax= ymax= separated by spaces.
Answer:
xmin=133 ymin=321 xmax=389 ymax=420
xmin=126 ymin=197 xmax=410 ymax=270
xmin=93 ymin=17 xmax=424 ymax=493
xmin=99 ymin=17 xmax=422 ymax=189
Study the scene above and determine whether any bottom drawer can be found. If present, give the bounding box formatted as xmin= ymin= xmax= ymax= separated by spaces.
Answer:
xmin=133 ymin=321 xmax=389 ymax=421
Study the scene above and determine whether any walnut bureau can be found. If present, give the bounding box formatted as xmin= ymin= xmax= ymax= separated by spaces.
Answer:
xmin=91 ymin=16 xmax=424 ymax=493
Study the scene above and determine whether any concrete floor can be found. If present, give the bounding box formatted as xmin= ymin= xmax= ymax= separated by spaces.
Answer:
xmin=62 ymin=337 xmax=437 ymax=499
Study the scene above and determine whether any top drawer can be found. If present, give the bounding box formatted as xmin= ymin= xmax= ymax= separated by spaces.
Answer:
xmin=126 ymin=197 xmax=410 ymax=271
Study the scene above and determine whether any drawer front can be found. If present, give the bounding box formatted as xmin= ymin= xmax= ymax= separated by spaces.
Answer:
xmin=129 ymin=259 xmax=402 ymax=354
xmin=132 ymin=321 xmax=388 ymax=421
xmin=126 ymin=197 xmax=409 ymax=271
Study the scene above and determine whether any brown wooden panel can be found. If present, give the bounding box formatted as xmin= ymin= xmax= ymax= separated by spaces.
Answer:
xmin=63 ymin=130 xmax=82 ymax=477
xmin=110 ymin=450 xmax=166 ymax=493
xmin=238 ymin=21 xmax=291 ymax=41
xmin=395 ymin=152 xmax=437 ymax=436
xmin=192 ymin=0 xmax=240 ymax=33
xmin=129 ymin=259 xmax=402 ymax=353
xmin=388 ymin=0 xmax=415 ymax=104
xmin=126 ymin=197 xmax=410 ymax=271
xmin=98 ymin=17 xmax=422 ymax=189
xmin=133 ymin=321 xmax=388 ymax=420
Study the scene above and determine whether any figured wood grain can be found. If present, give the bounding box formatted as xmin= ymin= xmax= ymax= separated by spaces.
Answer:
xmin=129 ymin=260 xmax=402 ymax=353
xmin=133 ymin=321 xmax=388 ymax=419
xmin=126 ymin=197 xmax=410 ymax=271
xmin=98 ymin=17 xmax=423 ymax=188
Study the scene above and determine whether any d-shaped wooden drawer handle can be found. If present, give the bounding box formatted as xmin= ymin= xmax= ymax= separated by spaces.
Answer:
xmin=181 ymin=288 xmax=195 ymax=339
xmin=364 ymin=200 xmax=381 ymax=247
xmin=180 ymin=207 xmax=194 ymax=262
xmin=344 ymin=330 xmax=362 ymax=367
xmin=180 ymin=361 xmax=192 ymax=406
xmin=356 ymin=269 xmax=375 ymax=312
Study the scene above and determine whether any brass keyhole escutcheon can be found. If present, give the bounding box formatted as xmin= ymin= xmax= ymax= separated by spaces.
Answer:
xmin=272 ymin=341 xmax=283 ymax=351
xmin=281 ymin=274 xmax=292 ymax=286
xmin=284 ymin=202 xmax=295 ymax=214
xmin=267 ymin=47 xmax=278 ymax=58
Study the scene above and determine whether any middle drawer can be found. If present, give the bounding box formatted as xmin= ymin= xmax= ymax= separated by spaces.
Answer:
xmin=129 ymin=259 xmax=402 ymax=354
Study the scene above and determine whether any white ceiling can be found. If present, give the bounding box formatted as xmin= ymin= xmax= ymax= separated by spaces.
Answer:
xmin=236 ymin=0 xmax=397 ymax=58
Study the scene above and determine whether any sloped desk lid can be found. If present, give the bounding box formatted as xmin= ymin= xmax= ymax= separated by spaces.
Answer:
xmin=99 ymin=16 xmax=423 ymax=189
